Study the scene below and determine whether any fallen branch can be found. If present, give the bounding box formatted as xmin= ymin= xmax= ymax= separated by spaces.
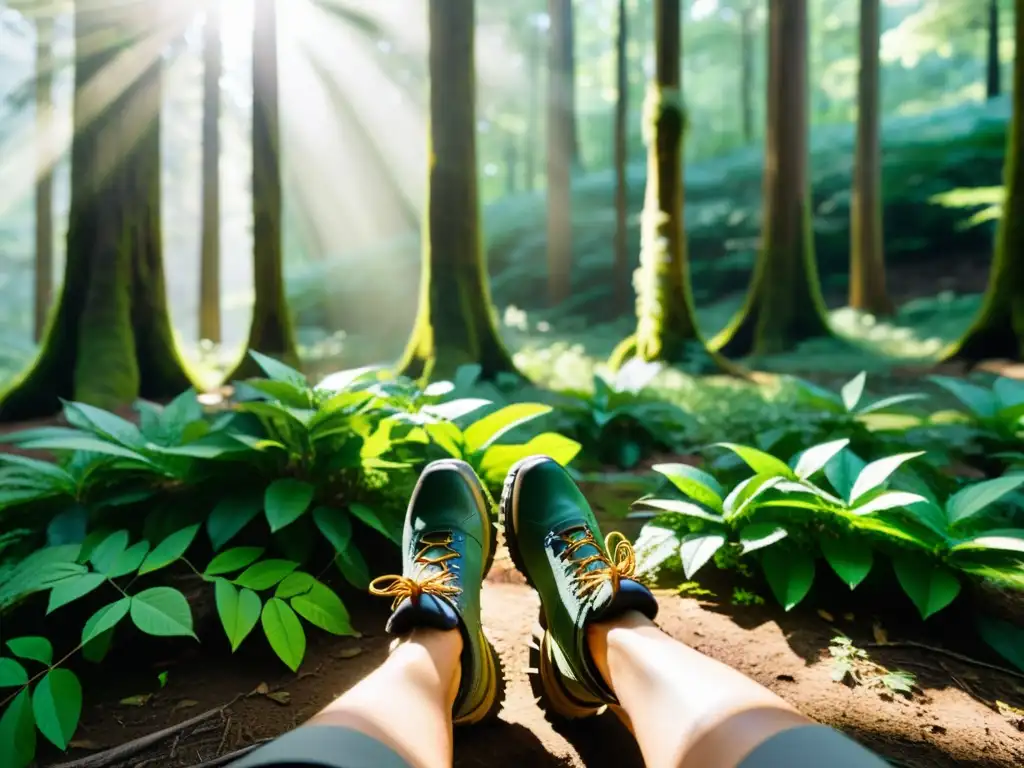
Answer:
xmin=189 ymin=739 xmax=272 ymax=768
xmin=867 ymin=641 xmax=1024 ymax=681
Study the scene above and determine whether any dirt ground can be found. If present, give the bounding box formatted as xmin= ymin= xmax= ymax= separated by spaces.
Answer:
xmin=42 ymin=547 xmax=1024 ymax=768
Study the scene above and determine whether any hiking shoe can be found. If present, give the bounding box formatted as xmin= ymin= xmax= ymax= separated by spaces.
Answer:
xmin=501 ymin=455 xmax=658 ymax=720
xmin=369 ymin=459 xmax=504 ymax=724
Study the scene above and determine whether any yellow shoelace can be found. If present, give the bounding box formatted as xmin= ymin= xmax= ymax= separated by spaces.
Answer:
xmin=560 ymin=528 xmax=637 ymax=598
xmin=369 ymin=533 xmax=462 ymax=609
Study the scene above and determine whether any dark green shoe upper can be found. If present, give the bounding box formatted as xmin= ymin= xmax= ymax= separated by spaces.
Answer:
xmin=503 ymin=456 xmax=658 ymax=704
xmin=369 ymin=459 xmax=498 ymax=723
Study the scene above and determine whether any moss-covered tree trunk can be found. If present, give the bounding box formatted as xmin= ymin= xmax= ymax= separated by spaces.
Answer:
xmin=947 ymin=0 xmax=1024 ymax=362
xmin=613 ymin=0 xmax=629 ymax=316
xmin=199 ymin=0 xmax=222 ymax=344
xmin=739 ymin=2 xmax=754 ymax=145
xmin=547 ymin=0 xmax=573 ymax=306
xmin=986 ymin=0 xmax=1000 ymax=100
xmin=396 ymin=0 xmax=518 ymax=382
xmin=713 ymin=0 xmax=831 ymax=358
xmin=0 ymin=0 xmax=193 ymax=421
xmin=229 ymin=0 xmax=298 ymax=379
xmin=34 ymin=9 xmax=54 ymax=342
xmin=849 ymin=0 xmax=892 ymax=316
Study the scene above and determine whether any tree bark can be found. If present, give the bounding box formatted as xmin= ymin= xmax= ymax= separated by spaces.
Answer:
xmin=947 ymin=0 xmax=1024 ymax=362
xmin=714 ymin=0 xmax=831 ymax=358
xmin=1 ymin=0 xmax=194 ymax=420
xmin=987 ymin=0 xmax=1001 ymax=100
xmin=849 ymin=0 xmax=892 ymax=316
xmin=546 ymin=0 xmax=573 ymax=306
xmin=199 ymin=0 xmax=222 ymax=344
xmin=739 ymin=3 xmax=754 ymax=144
xmin=613 ymin=0 xmax=629 ymax=316
xmin=34 ymin=10 xmax=54 ymax=342
xmin=396 ymin=0 xmax=518 ymax=381
xmin=230 ymin=0 xmax=298 ymax=379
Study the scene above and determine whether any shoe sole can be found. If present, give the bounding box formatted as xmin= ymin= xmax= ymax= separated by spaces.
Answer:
xmin=500 ymin=457 xmax=605 ymax=722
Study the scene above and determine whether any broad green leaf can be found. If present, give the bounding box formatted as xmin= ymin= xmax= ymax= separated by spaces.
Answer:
xmin=463 ymin=403 xmax=552 ymax=454
xmin=848 ymin=514 xmax=936 ymax=549
xmin=678 ymin=532 xmax=726 ymax=579
xmin=240 ymin=401 xmax=311 ymax=432
xmin=32 ymin=669 xmax=82 ymax=750
xmin=634 ymin=525 xmax=680 ymax=576
xmin=849 ymin=452 xmax=924 ymax=503
xmin=975 ymin=615 xmax=1024 ymax=673
xmin=81 ymin=628 xmax=114 ymax=664
xmin=130 ymin=587 xmax=196 ymax=638
xmin=723 ymin=474 xmax=784 ymax=518
xmin=249 ymin=350 xmax=307 ymax=386
xmin=856 ymin=392 xmax=928 ymax=415
xmin=63 ymin=401 xmax=145 ymax=447
xmin=820 ymin=536 xmax=873 ymax=589
xmin=234 ymin=559 xmax=299 ymax=591
xmin=652 ymin=464 xmax=724 ymax=511
xmin=793 ymin=439 xmax=850 ymax=480
xmin=761 ymin=548 xmax=816 ymax=611
xmin=335 ymin=546 xmax=370 ymax=590
xmin=0 ymin=688 xmax=35 ymax=768
xmin=312 ymin=507 xmax=352 ymax=553
xmin=205 ymin=547 xmax=265 ymax=576
xmin=949 ymin=530 xmax=1024 ymax=555
xmin=18 ymin=434 xmax=153 ymax=464
xmin=0 ymin=454 xmax=75 ymax=489
xmin=89 ymin=530 xmax=130 ymax=575
xmin=207 ymin=492 xmax=264 ymax=551
xmin=82 ymin=598 xmax=131 ymax=645
xmin=107 ymin=541 xmax=151 ymax=578
xmin=892 ymin=555 xmax=961 ymax=619
xmin=633 ymin=498 xmax=724 ymax=522
xmin=714 ymin=444 xmax=794 ymax=479
xmin=291 ymin=581 xmax=356 ymax=635
xmin=0 ymin=658 xmax=28 ymax=687
xmin=929 ymin=376 xmax=997 ymax=419
xmin=47 ymin=572 xmax=107 ymax=614
xmin=265 ymin=479 xmax=315 ymax=533
xmin=739 ymin=524 xmax=788 ymax=554
xmin=6 ymin=636 xmax=52 ymax=665
xmin=850 ymin=491 xmax=927 ymax=516
xmin=840 ymin=372 xmax=866 ymax=411
xmin=478 ymin=433 xmax=582 ymax=485
xmin=994 ymin=376 xmax=1024 ymax=409
xmin=423 ymin=420 xmax=463 ymax=457
xmin=262 ymin=598 xmax=306 ymax=671
xmin=945 ymin=474 xmax=1024 ymax=527
xmin=46 ymin=506 xmax=88 ymax=546
xmin=139 ymin=525 xmax=200 ymax=575
xmin=214 ymin=579 xmax=262 ymax=652
xmin=244 ymin=379 xmax=312 ymax=408
xmin=348 ymin=503 xmax=399 ymax=544
xmin=421 ymin=398 xmax=490 ymax=422
xmin=275 ymin=572 xmax=315 ymax=599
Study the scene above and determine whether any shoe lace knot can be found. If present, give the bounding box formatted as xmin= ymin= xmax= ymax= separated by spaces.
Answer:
xmin=369 ymin=532 xmax=462 ymax=609
xmin=559 ymin=527 xmax=637 ymax=598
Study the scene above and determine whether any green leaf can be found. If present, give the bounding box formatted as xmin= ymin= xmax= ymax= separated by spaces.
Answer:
xmin=0 ymin=454 xmax=75 ymax=489
xmin=347 ymin=503 xmax=400 ymax=544
xmin=89 ymin=530 xmax=129 ymax=575
xmin=840 ymin=372 xmax=867 ymax=411
xmin=290 ymin=581 xmax=356 ymax=635
xmin=848 ymin=452 xmax=924 ymax=503
xmin=264 ymin=479 xmax=315 ymax=533
xmin=234 ymin=559 xmax=299 ymax=591
xmin=17 ymin=434 xmax=153 ymax=464
xmin=739 ymin=524 xmax=788 ymax=554
xmin=678 ymin=532 xmax=726 ymax=579
xmin=892 ymin=555 xmax=961 ymax=619
xmin=6 ymin=637 xmax=52 ymax=665
xmin=313 ymin=507 xmax=352 ymax=553
xmin=63 ymin=401 xmax=145 ymax=448
xmin=107 ymin=541 xmax=151 ymax=579
xmin=261 ymin=598 xmax=306 ymax=671
xmin=249 ymin=351 xmax=307 ymax=386
xmin=633 ymin=498 xmax=724 ymax=522
xmin=850 ymin=491 xmax=927 ymax=516
xmin=82 ymin=598 xmax=131 ymax=645
xmin=214 ymin=579 xmax=262 ymax=652
xmin=945 ymin=474 xmax=1024 ymax=527
xmin=463 ymin=403 xmax=552 ymax=454
xmin=929 ymin=376 xmax=997 ymax=418
xmin=856 ymin=393 xmax=928 ymax=415
xmin=422 ymin=420 xmax=463 ymax=457
xmin=949 ymin=530 xmax=1024 ymax=555
xmin=207 ymin=492 xmax=264 ymax=551
xmin=820 ymin=536 xmax=873 ymax=589
xmin=761 ymin=548 xmax=815 ymax=611
xmin=0 ymin=688 xmax=35 ymax=768
xmin=0 ymin=658 xmax=28 ymax=687
xmin=46 ymin=506 xmax=89 ymax=547
xmin=335 ymin=546 xmax=370 ymax=590
xmin=130 ymin=587 xmax=196 ymax=638
xmin=31 ymin=669 xmax=82 ymax=750
xmin=275 ymin=572 xmax=315 ymax=599
xmin=634 ymin=525 xmax=681 ymax=577
xmin=975 ymin=615 xmax=1024 ymax=673
xmin=139 ymin=525 xmax=200 ymax=576
xmin=244 ymin=379 xmax=312 ymax=408
xmin=651 ymin=464 xmax=724 ymax=511
xmin=478 ymin=432 xmax=582 ymax=485
xmin=714 ymin=444 xmax=794 ymax=479
xmin=421 ymin=398 xmax=491 ymax=422
xmin=81 ymin=628 xmax=114 ymax=664
xmin=205 ymin=547 xmax=265 ymax=576
xmin=722 ymin=474 xmax=784 ymax=518
xmin=793 ymin=439 xmax=850 ymax=480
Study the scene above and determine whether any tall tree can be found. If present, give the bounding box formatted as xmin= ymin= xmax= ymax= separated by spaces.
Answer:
xmin=0 ymin=0 xmax=194 ymax=420
xmin=230 ymin=0 xmax=298 ymax=377
xmin=199 ymin=0 xmax=222 ymax=344
xmin=547 ymin=0 xmax=573 ymax=305
xmin=849 ymin=0 xmax=892 ymax=316
xmin=986 ymin=0 xmax=1001 ymax=99
xmin=33 ymin=4 xmax=54 ymax=341
xmin=524 ymin=17 xmax=542 ymax=192
xmin=397 ymin=0 xmax=518 ymax=380
xmin=739 ymin=1 xmax=755 ymax=144
xmin=713 ymin=0 xmax=831 ymax=357
xmin=612 ymin=0 xmax=629 ymax=315
xmin=947 ymin=0 xmax=1023 ymax=362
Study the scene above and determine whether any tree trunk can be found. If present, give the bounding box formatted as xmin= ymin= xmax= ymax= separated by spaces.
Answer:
xmin=613 ymin=0 xmax=629 ymax=316
xmin=230 ymin=0 xmax=298 ymax=379
xmin=1 ymin=0 xmax=193 ymax=420
xmin=199 ymin=0 xmax=222 ymax=344
xmin=504 ymin=133 xmax=518 ymax=194
xmin=524 ymin=24 xmax=540 ymax=192
xmin=947 ymin=0 xmax=1024 ymax=363
xmin=34 ymin=10 xmax=54 ymax=342
xmin=740 ymin=3 xmax=754 ymax=144
xmin=987 ymin=0 xmax=1001 ymax=100
xmin=849 ymin=0 xmax=892 ymax=316
xmin=547 ymin=0 xmax=573 ymax=306
xmin=396 ymin=0 xmax=518 ymax=381
xmin=714 ymin=0 xmax=831 ymax=358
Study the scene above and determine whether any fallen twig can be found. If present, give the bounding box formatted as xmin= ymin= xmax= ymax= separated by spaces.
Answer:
xmin=867 ymin=641 xmax=1024 ymax=681
xmin=189 ymin=739 xmax=272 ymax=768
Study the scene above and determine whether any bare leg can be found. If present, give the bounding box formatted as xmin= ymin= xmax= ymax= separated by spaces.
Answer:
xmin=309 ymin=628 xmax=462 ymax=768
xmin=588 ymin=611 xmax=812 ymax=768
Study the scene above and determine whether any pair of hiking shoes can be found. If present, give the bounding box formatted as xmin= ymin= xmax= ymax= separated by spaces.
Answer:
xmin=368 ymin=456 xmax=659 ymax=725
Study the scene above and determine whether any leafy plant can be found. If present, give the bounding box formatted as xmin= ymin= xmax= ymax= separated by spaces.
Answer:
xmin=828 ymin=635 xmax=917 ymax=695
